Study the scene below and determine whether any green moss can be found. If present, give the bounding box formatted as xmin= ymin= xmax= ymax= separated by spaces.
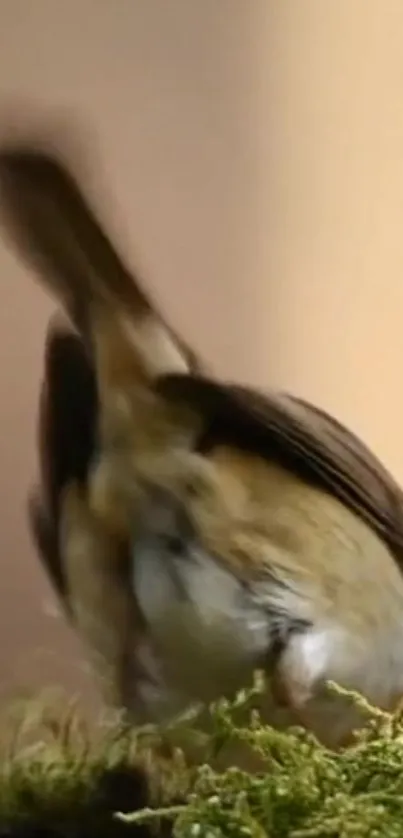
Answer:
xmin=2 ymin=676 xmax=403 ymax=837
xmin=0 ymin=689 xmax=191 ymax=836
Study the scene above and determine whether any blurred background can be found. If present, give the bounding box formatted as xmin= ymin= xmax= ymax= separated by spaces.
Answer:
xmin=1 ymin=0 xmax=403 ymax=707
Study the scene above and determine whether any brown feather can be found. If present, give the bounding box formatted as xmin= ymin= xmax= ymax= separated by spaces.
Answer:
xmin=0 ymin=141 xmax=202 ymax=375
xmin=157 ymin=374 xmax=403 ymax=569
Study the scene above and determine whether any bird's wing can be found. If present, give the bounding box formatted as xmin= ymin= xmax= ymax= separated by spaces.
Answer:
xmin=29 ymin=319 xmax=98 ymax=612
xmin=156 ymin=374 xmax=403 ymax=567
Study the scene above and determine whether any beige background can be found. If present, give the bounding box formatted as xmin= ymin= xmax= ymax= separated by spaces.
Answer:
xmin=0 ymin=0 xmax=403 ymax=704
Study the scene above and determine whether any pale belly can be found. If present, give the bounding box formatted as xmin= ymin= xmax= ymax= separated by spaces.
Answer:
xmin=131 ymin=539 xmax=271 ymax=722
xmin=128 ymin=479 xmax=403 ymax=746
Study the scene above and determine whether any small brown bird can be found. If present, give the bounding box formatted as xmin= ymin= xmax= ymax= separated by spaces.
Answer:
xmin=2 ymin=132 xmax=403 ymax=749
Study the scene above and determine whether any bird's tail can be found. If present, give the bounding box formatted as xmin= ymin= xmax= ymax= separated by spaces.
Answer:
xmin=0 ymin=140 xmax=202 ymax=400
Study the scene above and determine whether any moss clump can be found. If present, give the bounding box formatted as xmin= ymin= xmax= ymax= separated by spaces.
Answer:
xmin=0 ymin=689 xmax=192 ymax=836
xmin=1 ymin=676 xmax=403 ymax=837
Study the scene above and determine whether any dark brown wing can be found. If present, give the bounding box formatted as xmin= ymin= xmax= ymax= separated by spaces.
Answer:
xmin=29 ymin=320 xmax=98 ymax=611
xmin=156 ymin=374 xmax=403 ymax=566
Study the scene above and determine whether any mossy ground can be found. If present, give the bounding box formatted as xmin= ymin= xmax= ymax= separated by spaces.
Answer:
xmin=1 ymin=675 xmax=403 ymax=837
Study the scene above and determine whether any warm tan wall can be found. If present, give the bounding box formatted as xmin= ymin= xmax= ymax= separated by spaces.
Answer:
xmin=0 ymin=1 xmax=403 ymax=701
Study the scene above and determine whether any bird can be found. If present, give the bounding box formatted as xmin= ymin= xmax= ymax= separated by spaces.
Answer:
xmin=1 ymin=131 xmax=403 ymax=749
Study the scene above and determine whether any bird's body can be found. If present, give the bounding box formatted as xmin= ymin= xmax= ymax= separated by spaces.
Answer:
xmin=2 ymin=126 xmax=403 ymax=749
xmin=88 ymin=439 xmax=403 ymax=746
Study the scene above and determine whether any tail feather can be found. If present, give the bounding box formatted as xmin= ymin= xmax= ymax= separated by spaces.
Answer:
xmin=0 ymin=142 xmax=201 ymax=381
